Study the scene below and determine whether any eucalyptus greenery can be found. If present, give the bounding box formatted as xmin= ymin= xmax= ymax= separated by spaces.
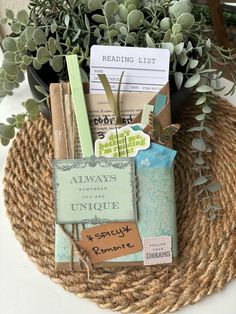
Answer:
xmin=0 ymin=0 xmax=235 ymax=219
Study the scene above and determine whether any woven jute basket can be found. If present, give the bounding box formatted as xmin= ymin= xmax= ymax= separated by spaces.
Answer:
xmin=3 ymin=97 xmax=236 ymax=313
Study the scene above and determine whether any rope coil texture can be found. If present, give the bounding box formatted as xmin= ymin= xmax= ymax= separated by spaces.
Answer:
xmin=4 ymin=97 xmax=236 ymax=313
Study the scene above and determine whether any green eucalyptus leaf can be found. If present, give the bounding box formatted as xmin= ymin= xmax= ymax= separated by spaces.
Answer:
xmin=0 ymin=124 xmax=15 ymax=139
xmin=194 ymin=157 xmax=205 ymax=165
xmin=178 ymin=52 xmax=188 ymax=66
xmin=83 ymin=34 xmax=90 ymax=49
xmin=184 ymin=74 xmax=200 ymax=88
xmin=51 ymin=22 xmax=57 ymax=33
xmin=3 ymin=81 xmax=15 ymax=92
xmin=193 ymin=176 xmax=208 ymax=187
xmin=33 ymin=29 xmax=47 ymax=45
xmin=25 ymin=98 xmax=40 ymax=115
xmin=54 ymin=41 xmax=63 ymax=54
xmin=17 ymin=10 xmax=29 ymax=26
xmin=192 ymin=137 xmax=206 ymax=152
xmin=125 ymin=34 xmax=135 ymax=44
xmin=64 ymin=14 xmax=70 ymax=28
xmin=174 ymin=42 xmax=184 ymax=55
xmin=84 ymin=14 xmax=90 ymax=31
xmin=2 ymin=37 xmax=17 ymax=52
xmin=17 ymin=41 xmax=26 ymax=51
xmin=202 ymin=105 xmax=212 ymax=114
xmin=163 ymin=29 xmax=171 ymax=42
xmin=186 ymin=41 xmax=193 ymax=52
xmin=6 ymin=117 xmax=16 ymax=125
xmin=5 ymin=9 xmax=14 ymax=20
xmin=20 ymin=32 xmax=27 ymax=44
xmin=22 ymin=55 xmax=33 ymax=66
xmin=145 ymin=33 xmax=155 ymax=48
xmin=14 ymin=54 xmax=22 ymax=63
xmin=36 ymin=47 xmax=51 ymax=64
xmin=109 ymin=30 xmax=118 ymax=39
xmin=174 ymin=72 xmax=183 ymax=90
xmin=118 ymin=4 xmax=128 ymax=21
xmin=127 ymin=4 xmax=136 ymax=14
xmin=1 ymin=137 xmax=10 ymax=146
xmin=172 ymin=23 xmax=182 ymax=34
xmin=92 ymin=14 xmax=106 ymax=23
xmin=33 ymin=59 xmax=42 ymax=70
xmin=196 ymin=46 xmax=202 ymax=57
xmin=189 ymin=59 xmax=199 ymax=69
xmin=51 ymin=55 xmax=64 ymax=72
xmin=162 ymin=42 xmax=174 ymax=55
xmin=176 ymin=13 xmax=195 ymax=29
xmin=94 ymin=27 xmax=100 ymax=37
xmin=4 ymin=51 xmax=15 ymax=62
xmin=175 ymin=32 xmax=183 ymax=44
xmin=195 ymin=113 xmax=205 ymax=121
xmin=127 ymin=10 xmax=144 ymax=30
xmin=11 ymin=22 xmax=21 ymax=34
xmin=66 ymin=36 xmax=71 ymax=48
xmin=0 ymin=17 xmax=8 ymax=25
xmin=206 ymin=38 xmax=211 ymax=49
xmin=72 ymin=29 xmax=81 ymax=42
xmin=16 ymin=71 xmax=25 ymax=83
xmin=104 ymin=0 xmax=119 ymax=17
xmin=187 ymin=126 xmax=204 ymax=132
xmin=196 ymin=85 xmax=213 ymax=93
xmin=207 ymin=182 xmax=221 ymax=193
xmin=126 ymin=0 xmax=139 ymax=8
xmin=20 ymin=63 xmax=28 ymax=71
xmin=120 ymin=26 xmax=128 ymax=35
xmin=2 ymin=60 xmax=19 ymax=76
xmin=4 ymin=73 xmax=16 ymax=82
xmin=169 ymin=0 xmax=192 ymax=18
xmin=28 ymin=113 xmax=38 ymax=121
xmin=48 ymin=37 xmax=57 ymax=55
xmin=26 ymin=39 xmax=37 ymax=51
xmin=16 ymin=114 xmax=25 ymax=123
xmin=80 ymin=68 xmax=89 ymax=82
xmin=204 ymin=126 xmax=214 ymax=136
xmin=196 ymin=95 xmax=206 ymax=105
xmin=35 ymin=85 xmax=49 ymax=97
xmin=88 ymin=0 xmax=102 ymax=11
xmin=160 ymin=17 xmax=171 ymax=31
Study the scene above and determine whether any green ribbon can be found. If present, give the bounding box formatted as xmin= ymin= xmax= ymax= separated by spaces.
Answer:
xmin=98 ymin=71 xmax=124 ymax=125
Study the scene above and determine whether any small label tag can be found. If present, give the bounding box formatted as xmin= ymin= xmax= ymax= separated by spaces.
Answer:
xmin=95 ymin=126 xmax=150 ymax=158
xmin=78 ymin=222 xmax=143 ymax=263
xmin=143 ymin=236 xmax=172 ymax=266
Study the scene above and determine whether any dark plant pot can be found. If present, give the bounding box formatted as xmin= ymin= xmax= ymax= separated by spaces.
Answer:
xmin=170 ymin=87 xmax=193 ymax=123
xmin=27 ymin=63 xmax=59 ymax=121
xmin=27 ymin=64 xmax=193 ymax=123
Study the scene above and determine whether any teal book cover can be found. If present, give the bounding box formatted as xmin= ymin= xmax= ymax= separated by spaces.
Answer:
xmin=55 ymin=143 xmax=178 ymax=266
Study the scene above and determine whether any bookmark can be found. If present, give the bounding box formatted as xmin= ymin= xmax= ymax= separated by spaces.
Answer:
xmin=66 ymin=55 xmax=94 ymax=158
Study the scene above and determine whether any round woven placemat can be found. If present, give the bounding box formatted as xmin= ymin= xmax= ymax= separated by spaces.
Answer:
xmin=4 ymin=97 xmax=236 ymax=313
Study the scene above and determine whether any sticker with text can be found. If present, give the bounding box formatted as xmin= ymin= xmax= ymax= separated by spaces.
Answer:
xmin=52 ymin=157 xmax=137 ymax=224
xmin=78 ymin=222 xmax=143 ymax=263
xmin=143 ymin=236 xmax=172 ymax=266
xmin=95 ymin=126 xmax=150 ymax=158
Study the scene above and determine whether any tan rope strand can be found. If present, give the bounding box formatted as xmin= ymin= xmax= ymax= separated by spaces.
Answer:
xmin=4 ymin=97 xmax=236 ymax=313
xmin=60 ymin=225 xmax=92 ymax=280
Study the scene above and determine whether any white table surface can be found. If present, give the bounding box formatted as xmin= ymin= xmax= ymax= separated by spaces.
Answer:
xmin=1 ymin=49 xmax=236 ymax=314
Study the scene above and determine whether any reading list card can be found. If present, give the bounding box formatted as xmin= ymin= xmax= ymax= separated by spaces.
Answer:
xmin=90 ymin=45 xmax=170 ymax=94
